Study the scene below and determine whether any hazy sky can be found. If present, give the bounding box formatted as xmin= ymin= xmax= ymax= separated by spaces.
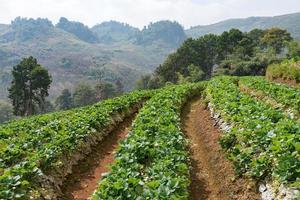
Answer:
xmin=0 ymin=0 xmax=299 ymax=28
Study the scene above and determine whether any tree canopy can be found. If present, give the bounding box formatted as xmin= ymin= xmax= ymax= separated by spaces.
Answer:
xmin=8 ymin=56 xmax=52 ymax=116
xmin=55 ymin=89 xmax=73 ymax=110
xmin=145 ymin=27 xmax=297 ymax=87
xmin=73 ymin=82 xmax=97 ymax=107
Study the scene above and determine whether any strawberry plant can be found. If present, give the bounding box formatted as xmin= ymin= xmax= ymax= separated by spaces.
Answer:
xmin=206 ymin=76 xmax=300 ymax=187
xmin=92 ymin=83 xmax=206 ymax=199
xmin=0 ymin=90 xmax=152 ymax=199
xmin=240 ymin=76 xmax=300 ymax=115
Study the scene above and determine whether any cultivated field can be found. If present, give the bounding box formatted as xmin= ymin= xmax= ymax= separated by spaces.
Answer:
xmin=0 ymin=77 xmax=299 ymax=200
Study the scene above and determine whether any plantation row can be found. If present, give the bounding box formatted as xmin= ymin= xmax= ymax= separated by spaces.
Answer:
xmin=0 ymin=90 xmax=152 ymax=199
xmin=92 ymin=83 xmax=206 ymax=199
xmin=206 ymin=77 xmax=300 ymax=188
xmin=1 ymin=76 xmax=300 ymax=199
xmin=239 ymin=76 xmax=300 ymax=117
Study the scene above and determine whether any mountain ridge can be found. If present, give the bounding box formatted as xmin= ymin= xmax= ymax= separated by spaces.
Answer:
xmin=0 ymin=12 xmax=299 ymax=100
xmin=186 ymin=12 xmax=300 ymax=39
xmin=0 ymin=18 xmax=184 ymax=100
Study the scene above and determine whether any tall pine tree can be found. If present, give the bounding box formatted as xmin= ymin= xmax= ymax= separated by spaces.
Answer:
xmin=8 ymin=56 xmax=52 ymax=116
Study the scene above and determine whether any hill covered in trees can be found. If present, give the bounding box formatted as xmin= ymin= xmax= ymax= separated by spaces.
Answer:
xmin=0 ymin=17 xmax=186 ymax=100
xmin=92 ymin=21 xmax=139 ymax=44
xmin=137 ymin=27 xmax=299 ymax=89
xmin=0 ymin=12 xmax=300 ymax=101
xmin=186 ymin=12 xmax=300 ymax=39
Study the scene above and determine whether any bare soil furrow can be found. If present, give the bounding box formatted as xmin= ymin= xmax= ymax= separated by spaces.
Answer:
xmin=60 ymin=114 xmax=136 ymax=200
xmin=181 ymin=98 xmax=261 ymax=200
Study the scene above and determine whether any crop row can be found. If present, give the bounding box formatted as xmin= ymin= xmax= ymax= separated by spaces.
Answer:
xmin=92 ymin=83 xmax=206 ymax=199
xmin=205 ymin=76 xmax=300 ymax=188
xmin=239 ymin=76 xmax=300 ymax=116
xmin=0 ymin=90 xmax=152 ymax=199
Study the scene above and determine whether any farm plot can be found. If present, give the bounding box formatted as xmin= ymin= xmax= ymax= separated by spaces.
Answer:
xmin=92 ymin=83 xmax=206 ymax=199
xmin=1 ymin=76 xmax=299 ymax=200
xmin=0 ymin=90 xmax=152 ymax=200
xmin=239 ymin=76 xmax=300 ymax=118
xmin=205 ymin=76 xmax=300 ymax=199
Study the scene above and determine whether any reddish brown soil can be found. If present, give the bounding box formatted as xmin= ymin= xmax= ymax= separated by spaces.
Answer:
xmin=60 ymin=115 xmax=135 ymax=200
xmin=181 ymin=98 xmax=261 ymax=200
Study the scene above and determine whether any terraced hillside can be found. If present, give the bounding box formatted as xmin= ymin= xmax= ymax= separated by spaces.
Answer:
xmin=0 ymin=77 xmax=299 ymax=200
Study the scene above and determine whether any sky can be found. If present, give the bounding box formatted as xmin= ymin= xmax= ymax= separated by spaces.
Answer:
xmin=0 ymin=0 xmax=299 ymax=29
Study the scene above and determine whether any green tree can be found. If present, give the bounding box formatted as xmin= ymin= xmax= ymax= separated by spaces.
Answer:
xmin=8 ymin=56 xmax=52 ymax=116
xmin=95 ymin=82 xmax=117 ymax=101
xmin=73 ymin=82 xmax=97 ymax=107
xmin=287 ymin=40 xmax=300 ymax=58
xmin=55 ymin=89 xmax=73 ymax=110
xmin=0 ymin=100 xmax=14 ymax=123
xmin=135 ymin=75 xmax=151 ymax=89
xmin=261 ymin=28 xmax=292 ymax=53
xmin=186 ymin=64 xmax=205 ymax=82
xmin=247 ymin=29 xmax=264 ymax=46
xmin=115 ymin=79 xmax=124 ymax=96
xmin=135 ymin=74 xmax=163 ymax=89
xmin=37 ymin=100 xmax=54 ymax=114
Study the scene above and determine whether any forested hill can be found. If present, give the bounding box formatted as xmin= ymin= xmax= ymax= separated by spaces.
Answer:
xmin=186 ymin=12 xmax=300 ymax=39
xmin=0 ymin=18 xmax=186 ymax=99
xmin=0 ymin=12 xmax=299 ymax=100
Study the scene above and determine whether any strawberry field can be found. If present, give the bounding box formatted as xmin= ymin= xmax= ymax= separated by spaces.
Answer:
xmin=0 ymin=77 xmax=299 ymax=200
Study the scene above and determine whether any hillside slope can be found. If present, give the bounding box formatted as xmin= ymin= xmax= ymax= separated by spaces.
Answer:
xmin=0 ymin=18 xmax=184 ymax=99
xmin=186 ymin=12 xmax=300 ymax=39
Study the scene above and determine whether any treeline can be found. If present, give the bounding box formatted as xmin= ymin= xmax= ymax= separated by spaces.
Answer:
xmin=55 ymin=80 xmax=123 ymax=110
xmin=0 ymin=57 xmax=124 ymax=124
xmin=0 ymin=82 xmax=124 ymax=124
xmin=6 ymin=17 xmax=186 ymax=47
xmin=137 ymin=28 xmax=300 ymax=89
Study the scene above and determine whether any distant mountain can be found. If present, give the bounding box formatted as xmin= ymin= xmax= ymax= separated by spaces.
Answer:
xmin=136 ymin=21 xmax=186 ymax=47
xmin=92 ymin=21 xmax=139 ymax=44
xmin=186 ymin=12 xmax=300 ymax=39
xmin=0 ymin=12 xmax=299 ymax=100
xmin=1 ymin=17 xmax=54 ymax=42
xmin=0 ymin=18 xmax=185 ymax=100
xmin=56 ymin=17 xmax=98 ymax=43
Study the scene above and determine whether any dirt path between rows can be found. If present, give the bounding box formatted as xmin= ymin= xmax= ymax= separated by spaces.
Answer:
xmin=60 ymin=114 xmax=136 ymax=200
xmin=181 ymin=98 xmax=261 ymax=200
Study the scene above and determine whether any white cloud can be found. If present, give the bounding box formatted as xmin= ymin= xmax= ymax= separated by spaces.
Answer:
xmin=0 ymin=0 xmax=299 ymax=28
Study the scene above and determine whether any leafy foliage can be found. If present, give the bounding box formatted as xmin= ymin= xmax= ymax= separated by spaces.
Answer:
xmin=0 ymin=101 xmax=14 ymax=124
xmin=93 ymin=82 xmax=206 ymax=199
xmin=8 ymin=56 xmax=52 ymax=116
xmin=0 ymin=90 xmax=152 ymax=199
xmin=73 ymin=82 xmax=97 ymax=107
xmin=151 ymin=27 xmax=295 ymax=87
xmin=206 ymin=76 xmax=300 ymax=186
xmin=266 ymin=58 xmax=300 ymax=82
xmin=240 ymin=76 xmax=300 ymax=115
xmin=287 ymin=40 xmax=300 ymax=58
xmin=94 ymin=82 xmax=117 ymax=101
xmin=260 ymin=28 xmax=292 ymax=53
xmin=55 ymin=89 xmax=73 ymax=110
